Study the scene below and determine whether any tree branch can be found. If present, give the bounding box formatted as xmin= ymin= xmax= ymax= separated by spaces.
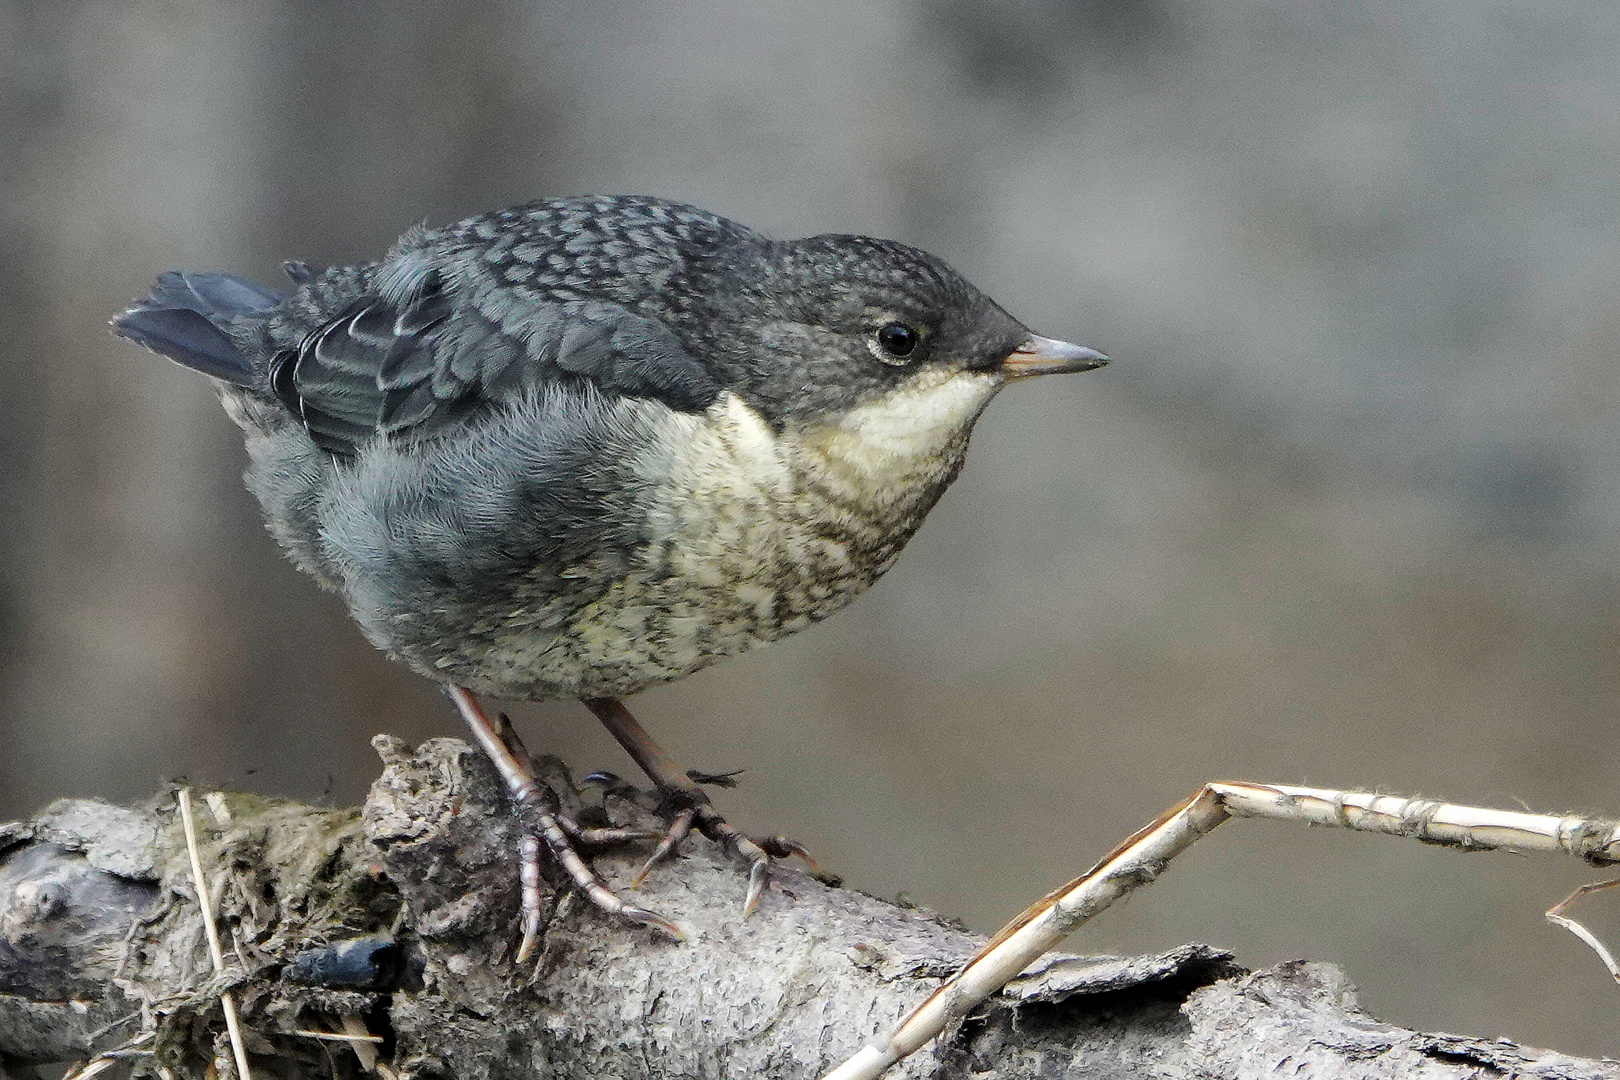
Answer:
xmin=1 ymin=736 xmax=1613 ymax=1079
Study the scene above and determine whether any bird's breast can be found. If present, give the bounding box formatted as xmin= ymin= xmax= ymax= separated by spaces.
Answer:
xmin=477 ymin=384 xmax=984 ymax=698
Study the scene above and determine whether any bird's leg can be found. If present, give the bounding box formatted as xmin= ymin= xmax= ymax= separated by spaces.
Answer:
xmin=444 ymin=685 xmax=683 ymax=956
xmin=581 ymin=696 xmax=819 ymax=915
xmin=494 ymin=713 xmax=661 ymax=848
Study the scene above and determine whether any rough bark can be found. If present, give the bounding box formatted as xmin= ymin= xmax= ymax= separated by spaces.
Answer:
xmin=0 ymin=736 xmax=1613 ymax=1080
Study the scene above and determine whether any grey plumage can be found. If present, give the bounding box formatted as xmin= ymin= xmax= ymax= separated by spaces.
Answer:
xmin=114 ymin=270 xmax=280 ymax=383
xmin=112 ymin=195 xmax=1105 ymax=702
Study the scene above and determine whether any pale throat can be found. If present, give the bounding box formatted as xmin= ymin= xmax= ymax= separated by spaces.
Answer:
xmin=681 ymin=373 xmax=1003 ymax=536
xmin=790 ymin=369 xmax=1002 ymax=496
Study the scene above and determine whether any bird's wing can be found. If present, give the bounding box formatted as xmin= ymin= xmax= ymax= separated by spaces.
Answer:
xmin=272 ymin=271 xmax=721 ymax=455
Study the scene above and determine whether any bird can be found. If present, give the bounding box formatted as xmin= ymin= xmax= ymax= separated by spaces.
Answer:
xmin=112 ymin=194 xmax=1107 ymax=954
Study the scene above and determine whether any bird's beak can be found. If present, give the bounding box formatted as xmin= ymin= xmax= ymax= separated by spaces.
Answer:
xmin=1000 ymin=334 xmax=1109 ymax=378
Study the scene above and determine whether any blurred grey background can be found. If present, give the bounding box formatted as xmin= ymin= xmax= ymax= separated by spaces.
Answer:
xmin=4 ymin=0 xmax=1620 ymax=1059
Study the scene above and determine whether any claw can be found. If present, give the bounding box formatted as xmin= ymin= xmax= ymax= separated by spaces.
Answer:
xmin=580 ymin=770 xmax=649 ymax=807
xmin=617 ymin=904 xmax=686 ymax=943
xmin=727 ymin=832 xmax=773 ymax=917
xmin=632 ymin=806 xmax=696 ymax=887
xmin=743 ymin=856 xmax=769 ymax=919
xmin=757 ymin=835 xmax=836 ymax=883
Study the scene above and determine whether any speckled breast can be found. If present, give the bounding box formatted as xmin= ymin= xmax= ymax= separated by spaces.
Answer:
xmin=458 ymin=392 xmax=961 ymax=701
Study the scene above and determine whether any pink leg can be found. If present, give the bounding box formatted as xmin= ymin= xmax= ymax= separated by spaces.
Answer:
xmin=445 ymin=685 xmax=683 ymax=958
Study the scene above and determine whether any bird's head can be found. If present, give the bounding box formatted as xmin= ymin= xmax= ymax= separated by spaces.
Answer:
xmin=695 ymin=233 xmax=1107 ymax=493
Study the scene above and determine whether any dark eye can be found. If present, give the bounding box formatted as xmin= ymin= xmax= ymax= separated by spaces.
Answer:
xmin=874 ymin=322 xmax=919 ymax=360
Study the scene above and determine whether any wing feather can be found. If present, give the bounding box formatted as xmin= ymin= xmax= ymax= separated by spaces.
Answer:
xmin=279 ymin=269 xmax=720 ymax=455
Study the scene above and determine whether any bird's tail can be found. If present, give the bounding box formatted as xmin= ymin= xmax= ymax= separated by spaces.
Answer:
xmin=112 ymin=271 xmax=282 ymax=386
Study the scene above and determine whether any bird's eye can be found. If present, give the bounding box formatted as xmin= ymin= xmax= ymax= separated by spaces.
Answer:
xmin=874 ymin=322 xmax=920 ymax=362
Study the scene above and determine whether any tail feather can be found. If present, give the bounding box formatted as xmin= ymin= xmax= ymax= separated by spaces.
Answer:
xmin=113 ymin=271 xmax=282 ymax=386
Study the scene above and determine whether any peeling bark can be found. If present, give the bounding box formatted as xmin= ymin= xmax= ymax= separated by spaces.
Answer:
xmin=0 ymin=736 xmax=1614 ymax=1080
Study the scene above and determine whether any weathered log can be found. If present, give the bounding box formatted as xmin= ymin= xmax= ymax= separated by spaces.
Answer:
xmin=1 ymin=736 xmax=1613 ymax=1080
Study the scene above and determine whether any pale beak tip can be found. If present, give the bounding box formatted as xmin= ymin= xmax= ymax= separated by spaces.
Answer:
xmin=1002 ymin=335 xmax=1110 ymax=377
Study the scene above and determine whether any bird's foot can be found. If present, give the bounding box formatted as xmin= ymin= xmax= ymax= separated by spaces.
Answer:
xmin=445 ymin=687 xmax=683 ymax=964
xmin=578 ymin=696 xmax=834 ymax=915
xmin=583 ymin=768 xmax=828 ymax=906
xmin=629 ymin=783 xmax=827 ymax=915
xmin=677 ymin=799 xmax=827 ymax=915
xmin=493 ymin=713 xmax=681 ymax=960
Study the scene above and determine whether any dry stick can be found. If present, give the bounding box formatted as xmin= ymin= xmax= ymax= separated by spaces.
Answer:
xmin=821 ymin=781 xmax=1620 ymax=1080
xmin=60 ymin=1054 xmax=125 ymax=1080
xmin=1547 ymin=879 xmax=1620 ymax=983
xmin=177 ymin=788 xmax=254 ymax=1080
xmin=288 ymin=1029 xmax=385 ymax=1044
xmin=58 ymin=1030 xmax=154 ymax=1080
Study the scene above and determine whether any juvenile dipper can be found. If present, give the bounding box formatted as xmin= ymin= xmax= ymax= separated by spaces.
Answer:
xmin=113 ymin=195 xmax=1107 ymax=946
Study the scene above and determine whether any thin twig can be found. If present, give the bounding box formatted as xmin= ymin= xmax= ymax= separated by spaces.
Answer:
xmin=822 ymin=781 xmax=1620 ymax=1080
xmin=288 ymin=1028 xmax=385 ymax=1044
xmin=178 ymin=788 xmax=254 ymax=1080
xmin=59 ymin=1055 xmax=122 ymax=1080
xmin=83 ymin=1012 xmax=143 ymax=1043
xmin=1546 ymin=879 xmax=1620 ymax=983
xmin=59 ymin=1032 xmax=155 ymax=1080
